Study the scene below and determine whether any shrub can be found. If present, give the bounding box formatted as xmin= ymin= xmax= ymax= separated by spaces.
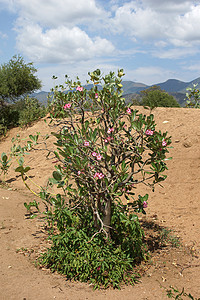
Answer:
xmin=185 ymin=84 xmax=200 ymax=108
xmin=17 ymin=69 xmax=172 ymax=288
xmin=141 ymin=86 xmax=180 ymax=109
xmin=0 ymin=105 xmax=19 ymax=135
xmin=0 ymin=96 xmax=46 ymax=136
xmin=17 ymin=96 xmax=47 ymax=127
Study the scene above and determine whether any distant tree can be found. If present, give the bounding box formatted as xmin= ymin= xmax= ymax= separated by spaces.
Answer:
xmin=0 ymin=55 xmax=42 ymax=107
xmin=124 ymin=93 xmax=142 ymax=106
xmin=141 ymin=86 xmax=180 ymax=109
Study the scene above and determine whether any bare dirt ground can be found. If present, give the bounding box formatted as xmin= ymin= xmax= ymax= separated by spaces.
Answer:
xmin=0 ymin=107 xmax=200 ymax=300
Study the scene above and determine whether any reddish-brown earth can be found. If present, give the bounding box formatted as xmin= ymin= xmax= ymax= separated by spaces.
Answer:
xmin=0 ymin=107 xmax=200 ymax=300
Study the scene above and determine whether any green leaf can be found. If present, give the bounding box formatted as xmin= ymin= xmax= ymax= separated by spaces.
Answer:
xmin=121 ymin=160 xmax=126 ymax=171
xmin=113 ymin=183 xmax=118 ymax=192
xmin=54 ymin=151 xmax=60 ymax=159
xmin=15 ymin=166 xmax=24 ymax=173
xmin=53 ymin=171 xmax=62 ymax=181
xmin=19 ymin=157 xmax=24 ymax=166
xmin=24 ymin=166 xmax=31 ymax=173
xmin=1 ymin=153 xmax=7 ymax=162
xmin=104 ymin=178 xmax=109 ymax=186
xmin=48 ymin=177 xmax=58 ymax=184
xmin=84 ymin=120 xmax=89 ymax=131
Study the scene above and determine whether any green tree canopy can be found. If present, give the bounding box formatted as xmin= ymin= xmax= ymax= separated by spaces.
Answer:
xmin=141 ymin=85 xmax=180 ymax=108
xmin=0 ymin=55 xmax=42 ymax=106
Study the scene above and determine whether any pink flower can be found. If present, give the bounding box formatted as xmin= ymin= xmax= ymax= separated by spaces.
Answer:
xmin=78 ymin=171 xmax=81 ymax=175
xmin=95 ymin=93 xmax=99 ymax=98
xmin=92 ymin=152 xmax=97 ymax=157
xmin=64 ymin=103 xmax=71 ymax=109
xmin=143 ymin=201 xmax=148 ymax=208
xmin=94 ymin=172 xmax=104 ymax=179
xmin=162 ymin=140 xmax=167 ymax=147
xmin=105 ymin=136 xmax=113 ymax=143
xmin=126 ymin=108 xmax=131 ymax=114
xmin=76 ymin=86 xmax=83 ymax=92
xmin=97 ymin=266 xmax=101 ymax=271
xmin=145 ymin=129 xmax=154 ymax=136
xmin=107 ymin=128 xmax=114 ymax=134
xmin=96 ymin=154 xmax=102 ymax=161
xmin=84 ymin=141 xmax=90 ymax=146
xmin=98 ymin=173 xmax=104 ymax=179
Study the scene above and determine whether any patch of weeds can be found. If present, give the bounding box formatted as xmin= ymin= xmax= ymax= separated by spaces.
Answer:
xmin=0 ymin=180 xmax=10 ymax=189
xmin=166 ymin=286 xmax=200 ymax=300
xmin=141 ymin=220 xmax=180 ymax=251
xmin=158 ymin=228 xmax=181 ymax=248
xmin=16 ymin=247 xmax=34 ymax=256
xmin=16 ymin=247 xmax=28 ymax=253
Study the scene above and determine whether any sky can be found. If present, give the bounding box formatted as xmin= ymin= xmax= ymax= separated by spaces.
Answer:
xmin=0 ymin=0 xmax=200 ymax=91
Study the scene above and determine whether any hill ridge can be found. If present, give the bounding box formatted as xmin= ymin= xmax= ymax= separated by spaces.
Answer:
xmin=33 ymin=76 xmax=200 ymax=106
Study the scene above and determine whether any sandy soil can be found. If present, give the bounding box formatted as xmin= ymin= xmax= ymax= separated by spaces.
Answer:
xmin=0 ymin=107 xmax=200 ymax=300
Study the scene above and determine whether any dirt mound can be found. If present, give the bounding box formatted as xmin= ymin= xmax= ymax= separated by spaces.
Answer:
xmin=0 ymin=107 xmax=200 ymax=299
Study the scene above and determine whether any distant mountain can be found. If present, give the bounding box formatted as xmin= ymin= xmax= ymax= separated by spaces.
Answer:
xmin=179 ymin=77 xmax=200 ymax=93
xmin=32 ymin=76 xmax=200 ymax=107
xmin=154 ymin=77 xmax=200 ymax=93
xmin=170 ymin=92 xmax=187 ymax=106
xmin=155 ymin=79 xmax=189 ymax=93
xmin=31 ymin=91 xmax=51 ymax=105
xmin=120 ymin=81 xmax=148 ymax=94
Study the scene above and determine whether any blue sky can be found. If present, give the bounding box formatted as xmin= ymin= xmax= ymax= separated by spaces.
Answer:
xmin=0 ymin=0 xmax=200 ymax=91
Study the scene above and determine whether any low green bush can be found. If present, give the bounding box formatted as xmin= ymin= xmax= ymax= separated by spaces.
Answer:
xmin=141 ymin=86 xmax=180 ymax=109
xmin=40 ymin=200 xmax=144 ymax=288
xmin=0 ymin=96 xmax=47 ymax=135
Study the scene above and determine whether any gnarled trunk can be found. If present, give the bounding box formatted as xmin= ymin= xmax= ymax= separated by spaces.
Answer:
xmin=103 ymin=197 xmax=111 ymax=239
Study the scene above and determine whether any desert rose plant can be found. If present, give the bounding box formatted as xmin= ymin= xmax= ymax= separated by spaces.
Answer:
xmin=185 ymin=83 xmax=200 ymax=108
xmin=17 ymin=69 xmax=172 ymax=288
xmin=0 ymin=152 xmax=12 ymax=181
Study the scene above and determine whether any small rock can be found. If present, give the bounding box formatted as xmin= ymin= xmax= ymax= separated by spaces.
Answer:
xmin=183 ymin=141 xmax=192 ymax=148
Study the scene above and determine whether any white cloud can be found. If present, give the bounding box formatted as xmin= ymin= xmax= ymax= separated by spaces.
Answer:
xmin=111 ymin=3 xmax=164 ymax=39
xmin=185 ymin=63 xmax=200 ymax=73
xmin=15 ymin=23 xmax=114 ymax=63
xmin=142 ymin=0 xmax=192 ymax=13
xmin=15 ymin=0 xmax=105 ymax=27
xmin=125 ymin=66 xmax=176 ymax=85
xmin=37 ymin=60 xmax=122 ymax=90
xmin=110 ymin=1 xmax=200 ymax=47
xmin=172 ymin=5 xmax=200 ymax=43
xmin=12 ymin=0 xmax=114 ymax=64
xmin=1 ymin=0 xmax=200 ymax=90
xmin=152 ymin=47 xmax=199 ymax=59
